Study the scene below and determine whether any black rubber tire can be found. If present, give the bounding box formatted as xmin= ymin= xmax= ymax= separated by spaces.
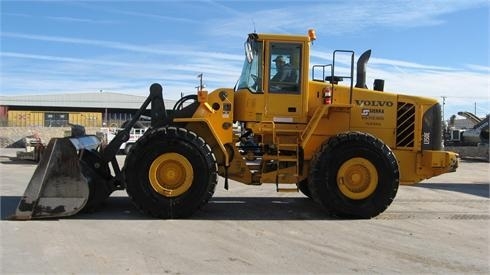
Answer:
xmin=308 ymin=132 xmax=399 ymax=218
xmin=124 ymin=127 xmax=218 ymax=218
xmin=296 ymin=179 xmax=312 ymax=199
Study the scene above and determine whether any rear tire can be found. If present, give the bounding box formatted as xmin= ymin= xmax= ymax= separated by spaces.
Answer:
xmin=296 ymin=179 xmax=312 ymax=198
xmin=124 ymin=127 xmax=217 ymax=218
xmin=309 ymin=132 xmax=399 ymax=218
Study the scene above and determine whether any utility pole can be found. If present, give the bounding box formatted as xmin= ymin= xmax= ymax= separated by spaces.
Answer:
xmin=196 ymin=73 xmax=204 ymax=91
xmin=441 ymin=96 xmax=446 ymax=122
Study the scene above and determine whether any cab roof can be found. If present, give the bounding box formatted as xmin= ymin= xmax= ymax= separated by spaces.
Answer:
xmin=249 ymin=31 xmax=314 ymax=43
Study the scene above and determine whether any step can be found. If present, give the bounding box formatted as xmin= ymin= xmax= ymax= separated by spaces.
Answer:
xmin=278 ymin=173 xmax=299 ymax=177
xmin=260 ymin=127 xmax=303 ymax=133
xmin=277 ymin=143 xmax=298 ymax=148
xmin=277 ymin=173 xmax=299 ymax=183
xmin=276 ymin=188 xmax=299 ymax=193
xmin=275 ymin=182 xmax=299 ymax=192
xmin=262 ymin=155 xmax=298 ymax=162
xmin=251 ymin=172 xmax=262 ymax=185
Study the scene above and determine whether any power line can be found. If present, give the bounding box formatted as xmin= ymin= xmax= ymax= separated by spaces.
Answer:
xmin=439 ymin=95 xmax=489 ymax=99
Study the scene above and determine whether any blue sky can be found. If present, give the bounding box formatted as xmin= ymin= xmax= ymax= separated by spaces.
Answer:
xmin=1 ymin=0 xmax=489 ymax=119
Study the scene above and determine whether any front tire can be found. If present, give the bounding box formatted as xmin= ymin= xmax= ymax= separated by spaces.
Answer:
xmin=309 ymin=132 xmax=399 ymax=218
xmin=124 ymin=127 xmax=217 ymax=218
xmin=124 ymin=143 xmax=133 ymax=155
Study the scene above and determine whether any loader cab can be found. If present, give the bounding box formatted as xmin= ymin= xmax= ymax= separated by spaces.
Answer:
xmin=234 ymin=32 xmax=312 ymax=123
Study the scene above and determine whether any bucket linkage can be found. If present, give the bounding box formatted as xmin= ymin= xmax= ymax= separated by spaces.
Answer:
xmin=11 ymin=83 xmax=167 ymax=220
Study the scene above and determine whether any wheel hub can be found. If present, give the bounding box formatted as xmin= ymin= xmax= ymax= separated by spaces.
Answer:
xmin=337 ymin=157 xmax=378 ymax=200
xmin=148 ymin=153 xmax=193 ymax=197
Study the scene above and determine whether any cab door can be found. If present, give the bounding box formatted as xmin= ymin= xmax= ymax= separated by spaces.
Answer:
xmin=264 ymin=42 xmax=305 ymax=123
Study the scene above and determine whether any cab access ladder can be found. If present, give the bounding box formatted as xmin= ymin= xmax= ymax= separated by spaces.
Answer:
xmin=259 ymin=121 xmax=303 ymax=192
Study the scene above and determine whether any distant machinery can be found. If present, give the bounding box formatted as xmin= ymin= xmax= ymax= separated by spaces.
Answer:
xmin=445 ymin=112 xmax=489 ymax=146
xmin=444 ymin=112 xmax=489 ymax=161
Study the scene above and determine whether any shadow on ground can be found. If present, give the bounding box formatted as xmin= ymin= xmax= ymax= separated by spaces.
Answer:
xmin=1 ymin=195 xmax=329 ymax=221
xmin=412 ymin=183 xmax=489 ymax=198
xmin=0 ymin=156 xmax=38 ymax=165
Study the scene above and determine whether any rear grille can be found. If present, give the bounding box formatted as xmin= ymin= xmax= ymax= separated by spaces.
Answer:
xmin=396 ymin=102 xmax=415 ymax=147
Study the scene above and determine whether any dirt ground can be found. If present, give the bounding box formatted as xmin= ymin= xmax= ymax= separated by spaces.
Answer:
xmin=0 ymin=148 xmax=488 ymax=274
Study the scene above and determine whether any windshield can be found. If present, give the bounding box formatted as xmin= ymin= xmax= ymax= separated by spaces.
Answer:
xmin=236 ymin=41 xmax=263 ymax=93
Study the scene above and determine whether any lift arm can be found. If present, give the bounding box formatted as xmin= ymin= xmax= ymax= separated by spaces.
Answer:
xmin=101 ymin=83 xmax=167 ymax=162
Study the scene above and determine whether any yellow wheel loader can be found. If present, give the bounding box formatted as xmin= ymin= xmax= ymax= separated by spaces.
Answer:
xmin=12 ymin=30 xmax=458 ymax=220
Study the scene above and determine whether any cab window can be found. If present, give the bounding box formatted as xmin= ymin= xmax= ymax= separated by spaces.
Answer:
xmin=269 ymin=43 xmax=301 ymax=94
xmin=236 ymin=41 xmax=263 ymax=93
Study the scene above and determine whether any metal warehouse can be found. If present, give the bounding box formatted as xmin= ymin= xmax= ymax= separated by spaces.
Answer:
xmin=0 ymin=92 xmax=176 ymax=127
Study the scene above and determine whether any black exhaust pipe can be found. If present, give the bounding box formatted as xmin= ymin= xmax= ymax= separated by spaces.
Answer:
xmin=355 ymin=50 xmax=371 ymax=88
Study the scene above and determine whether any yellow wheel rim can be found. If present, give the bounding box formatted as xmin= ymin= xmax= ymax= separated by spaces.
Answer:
xmin=337 ymin=157 xmax=378 ymax=200
xmin=148 ymin=153 xmax=193 ymax=197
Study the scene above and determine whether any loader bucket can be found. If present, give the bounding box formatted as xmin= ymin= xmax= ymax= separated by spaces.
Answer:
xmin=11 ymin=136 xmax=100 ymax=220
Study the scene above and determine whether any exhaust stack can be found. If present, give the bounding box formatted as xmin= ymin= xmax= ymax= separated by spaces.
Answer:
xmin=355 ymin=50 xmax=371 ymax=88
